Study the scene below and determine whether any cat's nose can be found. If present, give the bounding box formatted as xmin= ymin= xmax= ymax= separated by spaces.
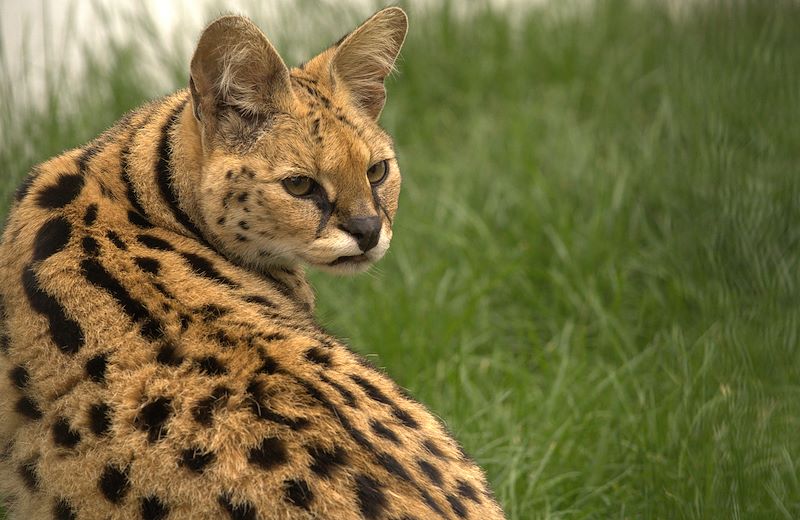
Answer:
xmin=340 ymin=216 xmax=381 ymax=252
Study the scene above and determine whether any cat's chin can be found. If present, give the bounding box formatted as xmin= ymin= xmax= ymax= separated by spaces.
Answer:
xmin=311 ymin=255 xmax=376 ymax=275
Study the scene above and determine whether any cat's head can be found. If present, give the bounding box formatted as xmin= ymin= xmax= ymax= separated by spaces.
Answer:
xmin=188 ymin=8 xmax=407 ymax=275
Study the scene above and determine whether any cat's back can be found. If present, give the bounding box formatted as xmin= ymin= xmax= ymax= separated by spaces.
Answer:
xmin=0 ymin=105 xmax=501 ymax=520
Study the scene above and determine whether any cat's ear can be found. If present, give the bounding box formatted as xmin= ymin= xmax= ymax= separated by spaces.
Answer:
xmin=190 ymin=15 xmax=292 ymax=139
xmin=331 ymin=7 xmax=408 ymax=120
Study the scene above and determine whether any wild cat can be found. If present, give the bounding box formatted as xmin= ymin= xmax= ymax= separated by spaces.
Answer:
xmin=0 ymin=7 xmax=505 ymax=520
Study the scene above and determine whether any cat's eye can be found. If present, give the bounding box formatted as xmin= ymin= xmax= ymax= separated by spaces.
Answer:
xmin=367 ymin=160 xmax=389 ymax=185
xmin=282 ymin=176 xmax=316 ymax=197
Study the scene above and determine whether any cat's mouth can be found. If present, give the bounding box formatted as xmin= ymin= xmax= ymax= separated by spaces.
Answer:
xmin=329 ymin=254 xmax=371 ymax=266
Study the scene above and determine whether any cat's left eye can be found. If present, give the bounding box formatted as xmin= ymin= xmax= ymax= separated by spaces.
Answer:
xmin=282 ymin=176 xmax=316 ymax=197
xmin=367 ymin=160 xmax=389 ymax=185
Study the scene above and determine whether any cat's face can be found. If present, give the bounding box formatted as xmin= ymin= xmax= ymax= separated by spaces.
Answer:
xmin=189 ymin=9 xmax=407 ymax=274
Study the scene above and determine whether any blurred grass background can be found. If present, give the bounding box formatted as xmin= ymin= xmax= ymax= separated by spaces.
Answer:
xmin=2 ymin=0 xmax=799 ymax=518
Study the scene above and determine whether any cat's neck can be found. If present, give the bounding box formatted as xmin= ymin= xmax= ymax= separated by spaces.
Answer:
xmin=121 ymin=91 xmax=315 ymax=309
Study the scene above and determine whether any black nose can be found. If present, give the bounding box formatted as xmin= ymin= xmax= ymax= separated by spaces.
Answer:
xmin=340 ymin=216 xmax=381 ymax=252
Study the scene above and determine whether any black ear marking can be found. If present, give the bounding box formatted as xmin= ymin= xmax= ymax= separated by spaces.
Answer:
xmin=190 ymin=76 xmax=202 ymax=121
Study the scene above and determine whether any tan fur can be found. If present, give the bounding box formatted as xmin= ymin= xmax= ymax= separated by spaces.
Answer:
xmin=0 ymin=8 xmax=505 ymax=520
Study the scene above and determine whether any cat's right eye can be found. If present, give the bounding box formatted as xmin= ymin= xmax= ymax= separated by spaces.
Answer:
xmin=282 ymin=176 xmax=316 ymax=197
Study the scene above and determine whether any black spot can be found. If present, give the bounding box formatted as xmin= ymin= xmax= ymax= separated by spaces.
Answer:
xmin=350 ymin=374 xmax=393 ymax=406
xmin=421 ymin=489 xmax=445 ymax=516
xmin=22 ymin=265 xmax=84 ymax=354
xmin=351 ymin=374 xmax=419 ymax=428
xmin=99 ymin=464 xmax=130 ymax=503
xmin=37 ymin=173 xmax=84 ymax=209
xmin=235 ymin=233 xmax=248 ymax=242
xmin=137 ymin=234 xmax=174 ymax=251
xmin=243 ymin=167 xmax=255 ymax=179
xmin=246 ymin=379 xmax=309 ymax=430
xmin=371 ymin=419 xmax=401 ymax=444
xmin=225 ymin=170 xmax=234 ymax=180
xmin=76 ymin=143 xmax=102 ymax=173
xmin=218 ymin=494 xmax=256 ymax=520
xmin=134 ymin=257 xmax=160 ymax=275
xmin=247 ymin=436 xmax=288 ymax=470
xmin=9 ymin=365 xmax=29 ymax=389
xmin=424 ymin=439 xmax=446 ymax=459
xmin=81 ymin=258 xmax=163 ymax=341
xmin=134 ymin=397 xmax=172 ymax=442
xmin=83 ymin=204 xmax=98 ymax=226
xmin=0 ymin=440 xmax=12 ymax=460
xmin=257 ymin=354 xmax=279 ymax=375
xmin=106 ymin=230 xmax=127 ymax=250
xmin=377 ymin=452 xmax=412 ymax=482
xmin=0 ymin=331 xmax=9 ymax=353
xmin=192 ymin=386 xmax=229 ymax=426
xmin=179 ymin=314 xmax=192 ymax=331
xmin=15 ymin=168 xmax=41 ymax=202
xmin=244 ymin=294 xmax=274 ymax=309
xmin=128 ymin=210 xmax=153 ymax=229
xmin=447 ymin=494 xmax=468 ymax=518
xmin=457 ymin=480 xmax=481 ymax=503
xmin=141 ymin=495 xmax=169 ymax=520
xmin=140 ymin=319 xmax=163 ymax=341
xmin=304 ymin=346 xmax=331 ymax=367
xmin=198 ymin=304 xmax=228 ymax=320
xmin=308 ymin=444 xmax=347 ymax=477
xmin=197 ymin=356 xmax=227 ymax=376
xmin=355 ymin=474 xmax=387 ymax=520
xmin=89 ymin=402 xmax=112 ymax=436
xmin=33 ymin=217 xmax=72 ymax=262
xmin=18 ymin=457 xmax=40 ymax=491
xmin=53 ymin=498 xmax=77 ymax=520
xmin=85 ymin=353 xmax=108 ymax=383
xmin=217 ymin=216 xmax=226 ymax=226
xmin=81 ymin=236 xmax=100 ymax=256
xmin=393 ymin=407 xmax=420 ymax=429
xmin=52 ymin=417 xmax=81 ymax=448
xmin=417 ymin=459 xmax=443 ymax=486
xmin=16 ymin=395 xmax=42 ymax=420
xmin=319 ymin=373 xmax=357 ymax=407
xmin=238 ymin=220 xmax=249 ymax=230
xmin=212 ymin=330 xmax=236 ymax=348
xmin=180 ymin=447 xmax=216 ymax=473
xmin=156 ymin=343 xmax=183 ymax=366
xmin=255 ymin=332 xmax=286 ymax=343
xmin=237 ymin=192 xmax=248 ymax=203
xmin=179 ymin=252 xmax=237 ymax=287
xmin=153 ymin=282 xmax=173 ymax=299
xmin=284 ymin=479 xmax=313 ymax=510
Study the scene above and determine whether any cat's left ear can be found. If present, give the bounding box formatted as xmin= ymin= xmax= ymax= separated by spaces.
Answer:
xmin=331 ymin=7 xmax=408 ymax=120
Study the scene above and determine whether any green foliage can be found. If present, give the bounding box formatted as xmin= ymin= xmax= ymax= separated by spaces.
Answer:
xmin=1 ymin=1 xmax=798 ymax=518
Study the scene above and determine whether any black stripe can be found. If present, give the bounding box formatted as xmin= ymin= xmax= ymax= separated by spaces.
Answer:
xmin=121 ymin=111 xmax=156 ymax=218
xmin=76 ymin=112 xmax=130 ymax=176
xmin=81 ymin=258 xmax=163 ymax=341
xmin=155 ymin=100 xmax=208 ymax=243
xmin=22 ymin=265 xmax=84 ymax=354
xmin=179 ymin=252 xmax=238 ymax=287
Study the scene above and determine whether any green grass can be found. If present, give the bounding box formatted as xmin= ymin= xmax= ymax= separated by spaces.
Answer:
xmin=2 ymin=0 xmax=799 ymax=518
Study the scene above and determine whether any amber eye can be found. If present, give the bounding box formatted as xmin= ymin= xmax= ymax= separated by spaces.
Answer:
xmin=282 ymin=176 xmax=315 ymax=197
xmin=367 ymin=160 xmax=389 ymax=185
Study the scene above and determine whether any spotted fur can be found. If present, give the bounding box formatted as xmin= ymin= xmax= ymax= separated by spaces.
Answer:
xmin=0 ymin=8 xmax=505 ymax=520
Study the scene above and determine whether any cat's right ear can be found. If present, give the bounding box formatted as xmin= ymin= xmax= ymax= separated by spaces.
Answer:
xmin=190 ymin=16 xmax=292 ymax=144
